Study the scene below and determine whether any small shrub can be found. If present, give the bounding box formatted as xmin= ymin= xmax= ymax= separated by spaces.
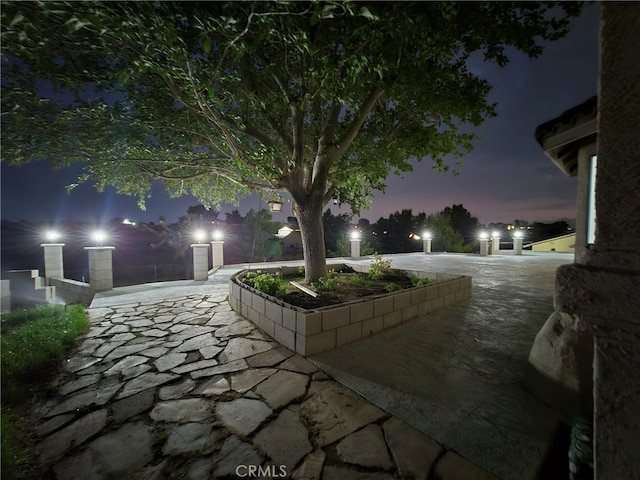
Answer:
xmin=244 ymin=272 xmax=288 ymax=297
xmin=345 ymin=275 xmax=375 ymax=286
xmin=385 ymin=283 xmax=403 ymax=293
xmin=368 ymin=253 xmax=392 ymax=281
xmin=411 ymin=276 xmax=434 ymax=287
xmin=317 ymin=276 xmax=339 ymax=290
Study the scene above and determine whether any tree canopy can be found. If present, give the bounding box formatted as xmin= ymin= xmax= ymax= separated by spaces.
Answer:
xmin=1 ymin=1 xmax=582 ymax=281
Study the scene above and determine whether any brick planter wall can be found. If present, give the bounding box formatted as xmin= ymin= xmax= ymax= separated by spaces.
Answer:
xmin=229 ymin=264 xmax=472 ymax=356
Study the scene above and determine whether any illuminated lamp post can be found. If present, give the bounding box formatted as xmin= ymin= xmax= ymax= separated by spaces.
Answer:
xmin=84 ymin=230 xmax=115 ymax=291
xmin=422 ymin=231 xmax=433 ymax=254
xmin=191 ymin=229 xmax=210 ymax=281
xmin=350 ymin=230 xmax=361 ymax=258
xmin=491 ymin=230 xmax=501 ymax=255
xmin=41 ymin=230 xmax=65 ymax=281
xmin=479 ymin=231 xmax=489 ymax=256
xmin=267 ymin=200 xmax=283 ymax=213
xmin=513 ymin=230 xmax=524 ymax=255
xmin=210 ymin=230 xmax=225 ymax=269
xmin=276 ymin=226 xmax=293 ymax=239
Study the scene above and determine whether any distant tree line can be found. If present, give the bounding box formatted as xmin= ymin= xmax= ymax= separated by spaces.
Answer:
xmin=321 ymin=203 xmax=481 ymax=255
xmin=1 ymin=203 xmax=573 ymax=285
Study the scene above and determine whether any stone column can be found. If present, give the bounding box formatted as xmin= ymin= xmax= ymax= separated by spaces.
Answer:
xmin=211 ymin=240 xmax=224 ymax=269
xmin=41 ymin=243 xmax=65 ymax=280
xmin=423 ymin=237 xmax=432 ymax=254
xmin=513 ymin=237 xmax=523 ymax=255
xmin=490 ymin=233 xmax=500 ymax=255
xmin=84 ymin=246 xmax=115 ymax=292
xmin=191 ymin=244 xmax=210 ymax=281
xmin=479 ymin=238 xmax=489 ymax=256
xmin=350 ymin=239 xmax=361 ymax=258
xmin=554 ymin=4 xmax=640 ymax=477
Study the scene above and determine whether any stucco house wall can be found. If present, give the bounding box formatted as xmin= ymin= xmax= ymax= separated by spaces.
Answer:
xmin=530 ymin=233 xmax=576 ymax=253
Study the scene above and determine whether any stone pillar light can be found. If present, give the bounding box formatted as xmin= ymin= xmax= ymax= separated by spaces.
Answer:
xmin=513 ymin=231 xmax=523 ymax=255
xmin=41 ymin=243 xmax=65 ymax=281
xmin=422 ymin=231 xmax=432 ymax=254
xmin=490 ymin=231 xmax=500 ymax=255
xmin=211 ymin=230 xmax=225 ymax=269
xmin=191 ymin=244 xmax=210 ymax=281
xmin=479 ymin=232 xmax=489 ymax=256
xmin=350 ymin=231 xmax=361 ymax=258
xmin=84 ymin=246 xmax=115 ymax=292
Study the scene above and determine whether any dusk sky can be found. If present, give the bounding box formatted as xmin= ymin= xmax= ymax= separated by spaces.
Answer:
xmin=1 ymin=3 xmax=599 ymax=226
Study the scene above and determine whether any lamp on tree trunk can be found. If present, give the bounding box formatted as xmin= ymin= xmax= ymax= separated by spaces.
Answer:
xmin=267 ymin=201 xmax=283 ymax=213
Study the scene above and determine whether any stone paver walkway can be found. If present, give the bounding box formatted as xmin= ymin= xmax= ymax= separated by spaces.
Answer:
xmin=32 ymin=278 xmax=496 ymax=479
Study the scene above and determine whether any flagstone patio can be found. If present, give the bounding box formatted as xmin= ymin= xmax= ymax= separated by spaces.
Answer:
xmin=30 ymin=252 xmax=572 ymax=479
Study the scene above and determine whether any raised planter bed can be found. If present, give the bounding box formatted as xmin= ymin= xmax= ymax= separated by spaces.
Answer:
xmin=229 ymin=263 xmax=472 ymax=356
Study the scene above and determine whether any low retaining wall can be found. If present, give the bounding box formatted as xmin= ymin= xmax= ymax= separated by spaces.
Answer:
xmin=2 ymin=270 xmax=55 ymax=309
xmin=229 ymin=264 xmax=472 ymax=356
xmin=50 ymin=278 xmax=93 ymax=305
xmin=1 ymin=279 xmax=11 ymax=312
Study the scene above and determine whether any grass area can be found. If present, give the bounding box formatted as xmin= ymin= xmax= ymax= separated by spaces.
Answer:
xmin=1 ymin=304 xmax=90 ymax=479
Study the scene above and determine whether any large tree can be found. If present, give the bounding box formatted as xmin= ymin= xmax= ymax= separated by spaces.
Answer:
xmin=443 ymin=204 xmax=480 ymax=243
xmin=1 ymin=1 xmax=581 ymax=282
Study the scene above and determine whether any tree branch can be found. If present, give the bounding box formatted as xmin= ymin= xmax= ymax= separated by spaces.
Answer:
xmin=329 ymin=87 xmax=384 ymax=161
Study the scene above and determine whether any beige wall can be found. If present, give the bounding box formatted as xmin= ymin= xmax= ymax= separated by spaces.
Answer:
xmin=531 ymin=234 xmax=576 ymax=253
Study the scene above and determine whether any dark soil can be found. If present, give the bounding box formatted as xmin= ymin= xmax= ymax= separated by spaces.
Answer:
xmin=278 ymin=271 xmax=416 ymax=309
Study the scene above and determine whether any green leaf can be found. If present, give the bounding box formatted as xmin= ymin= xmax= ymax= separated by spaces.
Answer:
xmin=202 ymin=36 xmax=212 ymax=53
xmin=358 ymin=7 xmax=377 ymax=21
xmin=9 ymin=11 xmax=24 ymax=28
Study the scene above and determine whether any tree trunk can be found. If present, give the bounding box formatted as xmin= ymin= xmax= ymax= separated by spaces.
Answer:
xmin=293 ymin=199 xmax=328 ymax=284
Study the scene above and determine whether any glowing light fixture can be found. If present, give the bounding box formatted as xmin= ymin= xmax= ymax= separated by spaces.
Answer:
xmin=350 ymin=231 xmax=361 ymax=241
xmin=422 ymin=230 xmax=432 ymax=240
xmin=45 ymin=230 xmax=61 ymax=242
xmin=194 ymin=229 xmax=206 ymax=243
xmin=212 ymin=230 xmax=224 ymax=241
xmin=93 ymin=230 xmax=106 ymax=245
xmin=267 ymin=200 xmax=283 ymax=213
xmin=492 ymin=231 xmax=500 ymax=237
xmin=513 ymin=230 xmax=524 ymax=238
xmin=276 ymin=226 xmax=293 ymax=239
xmin=479 ymin=231 xmax=489 ymax=240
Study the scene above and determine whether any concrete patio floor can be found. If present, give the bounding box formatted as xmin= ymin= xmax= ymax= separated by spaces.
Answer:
xmin=311 ymin=252 xmax=574 ymax=480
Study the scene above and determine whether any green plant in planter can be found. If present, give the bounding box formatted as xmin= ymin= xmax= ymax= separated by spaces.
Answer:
xmin=384 ymin=282 xmax=403 ymax=293
xmin=368 ymin=253 xmax=392 ymax=281
xmin=411 ymin=276 xmax=434 ymax=287
xmin=346 ymin=275 xmax=375 ymax=286
xmin=317 ymin=276 xmax=339 ymax=290
xmin=243 ymin=271 xmax=288 ymax=296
